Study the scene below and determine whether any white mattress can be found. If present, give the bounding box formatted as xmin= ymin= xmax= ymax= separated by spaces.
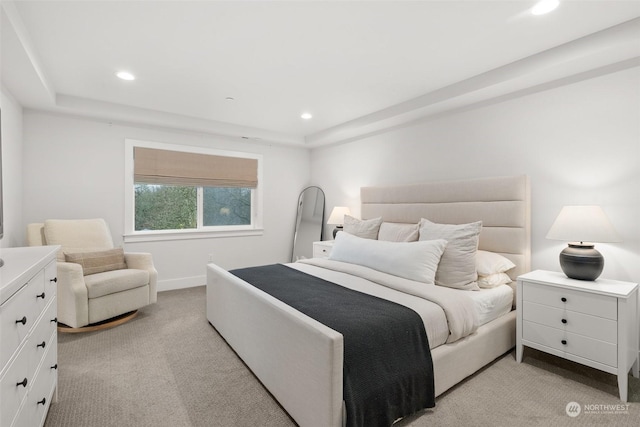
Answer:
xmin=466 ymin=284 xmax=514 ymax=326
xmin=287 ymin=263 xmax=513 ymax=350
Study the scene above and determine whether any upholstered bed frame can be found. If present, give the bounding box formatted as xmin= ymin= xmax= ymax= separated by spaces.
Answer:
xmin=207 ymin=175 xmax=531 ymax=427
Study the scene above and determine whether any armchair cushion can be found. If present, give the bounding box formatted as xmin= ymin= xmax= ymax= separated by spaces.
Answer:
xmin=84 ymin=269 xmax=150 ymax=299
xmin=65 ymin=248 xmax=128 ymax=276
xmin=44 ymin=218 xmax=114 ymax=261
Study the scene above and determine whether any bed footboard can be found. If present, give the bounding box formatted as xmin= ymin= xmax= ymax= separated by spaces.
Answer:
xmin=206 ymin=263 xmax=344 ymax=427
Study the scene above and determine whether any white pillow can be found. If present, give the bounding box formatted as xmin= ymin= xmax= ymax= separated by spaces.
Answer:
xmin=378 ymin=222 xmax=419 ymax=242
xmin=476 ymin=250 xmax=516 ymax=276
xmin=418 ymin=218 xmax=482 ymax=291
xmin=329 ymin=231 xmax=447 ymax=284
xmin=478 ymin=273 xmax=513 ymax=289
xmin=343 ymin=215 xmax=382 ymax=239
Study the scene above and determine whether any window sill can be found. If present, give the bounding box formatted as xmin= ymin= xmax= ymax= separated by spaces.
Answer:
xmin=123 ymin=228 xmax=264 ymax=243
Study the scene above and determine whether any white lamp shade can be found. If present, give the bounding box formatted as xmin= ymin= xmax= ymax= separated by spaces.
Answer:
xmin=546 ymin=205 xmax=621 ymax=243
xmin=327 ymin=207 xmax=351 ymax=225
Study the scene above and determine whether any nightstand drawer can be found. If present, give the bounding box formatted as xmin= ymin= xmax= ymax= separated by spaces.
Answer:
xmin=523 ymin=301 xmax=617 ymax=344
xmin=312 ymin=241 xmax=333 ymax=259
xmin=523 ymin=282 xmax=616 ymax=320
xmin=523 ymin=321 xmax=617 ymax=367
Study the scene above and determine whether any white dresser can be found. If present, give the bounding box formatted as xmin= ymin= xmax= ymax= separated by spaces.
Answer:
xmin=516 ymin=270 xmax=639 ymax=402
xmin=1 ymin=246 xmax=59 ymax=427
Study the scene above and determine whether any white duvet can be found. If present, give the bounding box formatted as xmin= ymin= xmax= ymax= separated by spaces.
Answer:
xmin=294 ymin=258 xmax=485 ymax=346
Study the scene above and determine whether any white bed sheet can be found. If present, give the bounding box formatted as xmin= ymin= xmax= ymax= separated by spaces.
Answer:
xmin=466 ymin=284 xmax=514 ymax=326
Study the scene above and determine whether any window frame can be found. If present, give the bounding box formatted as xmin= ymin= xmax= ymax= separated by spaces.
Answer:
xmin=124 ymin=139 xmax=263 ymax=243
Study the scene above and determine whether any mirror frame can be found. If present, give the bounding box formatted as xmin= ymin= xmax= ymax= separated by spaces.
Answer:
xmin=291 ymin=186 xmax=325 ymax=262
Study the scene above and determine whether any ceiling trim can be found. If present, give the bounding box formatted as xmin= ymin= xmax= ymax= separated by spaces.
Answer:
xmin=53 ymin=94 xmax=306 ymax=146
xmin=1 ymin=1 xmax=55 ymax=104
xmin=305 ymin=17 xmax=640 ymax=147
xmin=314 ymin=56 xmax=640 ymax=149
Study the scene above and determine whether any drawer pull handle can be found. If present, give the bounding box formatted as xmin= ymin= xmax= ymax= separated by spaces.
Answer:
xmin=561 ymin=297 xmax=567 ymax=303
xmin=561 ymin=340 xmax=567 ymax=345
xmin=16 ymin=378 xmax=28 ymax=388
xmin=51 ymin=364 xmax=58 ymax=370
xmin=15 ymin=316 xmax=27 ymax=325
xmin=36 ymin=292 xmax=46 ymax=300
xmin=37 ymin=398 xmax=47 ymax=406
xmin=50 ymin=277 xmax=58 ymax=283
xmin=37 ymin=341 xmax=46 ymax=349
xmin=561 ymin=319 xmax=567 ymax=324
xmin=51 ymin=317 xmax=58 ymax=324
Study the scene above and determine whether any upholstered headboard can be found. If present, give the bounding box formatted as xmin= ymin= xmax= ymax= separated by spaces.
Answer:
xmin=360 ymin=175 xmax=531 ymax=279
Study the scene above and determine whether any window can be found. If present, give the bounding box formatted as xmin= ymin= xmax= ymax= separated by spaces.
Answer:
xmin=124 ymin=140 xmax=263 ymax=242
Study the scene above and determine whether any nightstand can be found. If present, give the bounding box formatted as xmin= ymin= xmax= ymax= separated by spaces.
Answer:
xmin=516 ymin=270 xmax=639 ymax=402
xmin=312 ymin=241 xmax=334 ymax=259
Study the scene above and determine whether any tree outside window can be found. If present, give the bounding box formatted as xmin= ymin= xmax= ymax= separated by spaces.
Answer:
xmin=135 ymin=185 xmax=251 ymax=231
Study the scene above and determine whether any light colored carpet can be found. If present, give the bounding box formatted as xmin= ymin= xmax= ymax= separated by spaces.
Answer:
xmin=45 ymin=286 xmax=639 ymax=426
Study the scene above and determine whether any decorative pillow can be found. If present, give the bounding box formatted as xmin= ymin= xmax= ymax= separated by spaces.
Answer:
xmin=478 ymin=272 xmax=513 ymax=289
xmin=476 ymin=250 xmax=516 ymax=276
xmin=378 ymin=222 xmax=419 ymax=242
xmin=65 ymin=248 xmax=127 ymax=276
xmin=329 ymin=231 xmax=447 ymax=284
xmin=418 ymin=218 xmax=482 ymax=291
xmin=343 ymin=215 xmax=383 ymax=239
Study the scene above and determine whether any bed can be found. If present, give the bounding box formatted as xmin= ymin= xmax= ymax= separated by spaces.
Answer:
xmin=206 ymin=175 xmax=531 ymax=427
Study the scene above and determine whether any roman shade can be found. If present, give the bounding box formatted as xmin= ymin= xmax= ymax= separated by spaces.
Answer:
xmin=134 ymin=147 xmax=258 ymax=188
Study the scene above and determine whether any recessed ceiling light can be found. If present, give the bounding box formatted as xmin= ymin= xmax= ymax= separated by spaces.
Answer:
xmin=531 ymin=0 xmax=559 ymax=15
xmin=301 ymin=112 xmax=313 ymax=120
xmin=116 ymin=71 xmax=135 ymax=81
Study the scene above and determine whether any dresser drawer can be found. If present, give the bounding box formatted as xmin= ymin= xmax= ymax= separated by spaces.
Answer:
xmin=523 ymin=301 xmax=617 ymax=344
xmin=30 ymin=298 xmax=58 ymax=377
xmin=523 ymin=282 xmax=617 ymax=320
xmin=523 ymin=321 xmax=617 ymax=367
xmin=44 ymin=260 xmax=58 ymax=300
xmin=0 ymin=275 xmax=43 ymax=370
xmin=29 ymin=335 xmax=58 ymax=427
xmin=0 ymin=341 xmax=31 ymax=427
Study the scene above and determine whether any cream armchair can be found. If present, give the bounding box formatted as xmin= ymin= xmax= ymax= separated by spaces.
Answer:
xmin=27 ymin=218 xmax=157 ymax=329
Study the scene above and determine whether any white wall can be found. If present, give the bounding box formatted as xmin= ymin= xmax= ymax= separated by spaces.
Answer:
xmin=311 ymin=67 xmax=640 ymax=283
xmin=22 ymin=111 xmax=311 ymax=289
xmin=0 ymin=85 xmax=23 ymax=248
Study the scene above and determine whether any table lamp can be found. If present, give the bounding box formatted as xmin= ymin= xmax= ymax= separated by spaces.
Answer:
xmin=546 ymin=205 xmax=621 ymax=281
xmin=327 ymin=207 xmax=351 ymax=238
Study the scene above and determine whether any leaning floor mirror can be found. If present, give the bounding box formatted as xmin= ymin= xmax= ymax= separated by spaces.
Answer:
xmin=291 ymin=186 xmax=325 ymax=262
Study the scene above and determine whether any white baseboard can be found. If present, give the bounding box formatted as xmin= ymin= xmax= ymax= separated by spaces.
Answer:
xmin=157 ymin=275 xmax=205 ymax=292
